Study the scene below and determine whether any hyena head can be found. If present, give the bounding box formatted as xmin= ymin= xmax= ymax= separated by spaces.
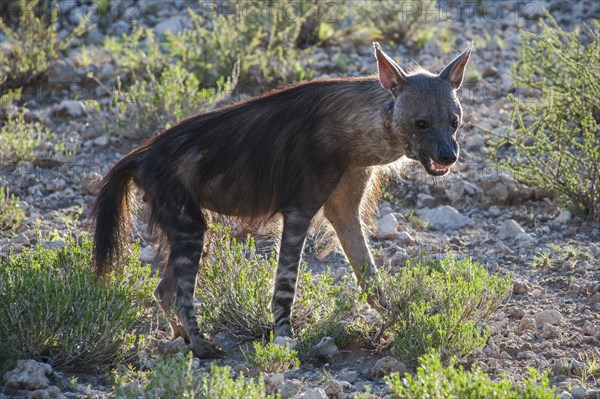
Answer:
xmin=374 ymin=42 xmax=473 ymax=176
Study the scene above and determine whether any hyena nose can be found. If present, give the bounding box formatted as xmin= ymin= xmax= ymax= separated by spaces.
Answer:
xmin=438 ymin=148 xmax=458 ymax=165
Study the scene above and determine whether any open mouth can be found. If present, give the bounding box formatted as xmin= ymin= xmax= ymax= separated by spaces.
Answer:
xmin=419 ymin=153 xmax=451 ymax=176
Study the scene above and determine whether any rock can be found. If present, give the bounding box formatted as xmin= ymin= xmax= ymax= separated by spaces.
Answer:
xmin=372 ymin=356 xmax=406 ymax=378
xmin=3 ymin=359 xmax=52 ymax=390
xmin=559 ymin=392 xmax=573 ymax=399
xmin=314 ymin=336 xmax=338 ymax=360
xmin=157 ymin=336 xmax=187 ymax=355
xmin=377 ymin=213 xmax=398 ymax=239
xmin=233 ymin=364 xmax=249 ymax=375
xmin=107 ymin=20 xmax=131 ymax=36
xmin=486 ymin=182 xmax=509 ymax=204
xmin=554 ymin=210 xmax=571 ymax=224
xmin=498 ymin=219 xmax=533 ymax=242
xmin=416 ymin=193 xmax=436 ymax=208
xmin=416 ymin=206 xmax=474 ymax=230
xmin=540 ymin=322 xmax=561 ymax=339
xmin=506 ymin=306 xmax=525 ymax=319
xmin=512 ymin=278 xmax=531 ymax=294
xmin=295 ymin=387 xmax=328 ymax=399
xmin=586 ymin=390 xmax=600 ymax=399
xmin=281 ymin=379 xmax=302 ymax=399
xmin=139 ymin=245 xmax=156 ymax=263
xmin=28 ymin=385 xmax=66 ymax=398
xmin=465 ymin=132 xmax=485 ymax=150
xmin=396 ymin=231 xmax=415 ymax=246
xmin=533 ymin=310 xmax=563 ymax=327
xmin=570 ymin=386 xmax=586 ymax=399
xmin=46 ymin=59 xmax=80 ymax=85
xmin=323 ymin=379 xmax=344 ymax=397
xmin=274 ymin=336 xmax=297 ymax=350
xmin=94 ymin=135 xmax=109 ymax=146
xmin=55 ymin=100 xmax=85 ymax=117
xmin=264 ymin=373 xmax=285 ymax=396
xmin=582 ymin=321 xmax=597 ymax=336
xmin=483 ymin=65 xmax=499 ymax=78
xmin=154 ymin=16 xmax=188 ymax=35
xmin=81 ymin=171 xmax=101 ymax=195
xmin=519 ymin=317 xmax=536 ymax=332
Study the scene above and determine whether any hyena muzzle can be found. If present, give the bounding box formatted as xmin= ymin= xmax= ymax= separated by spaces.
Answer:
xmin=92 ymin=42 xmax=472 ymax=358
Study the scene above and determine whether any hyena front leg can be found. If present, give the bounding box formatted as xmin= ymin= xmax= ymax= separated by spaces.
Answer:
xmin=153 ymin=203 xmax=222 ymax=358
xmin=324 ymin=167 xmax=387 ymax=311
xmin=272 ymin=209 xmax=315 ymax=337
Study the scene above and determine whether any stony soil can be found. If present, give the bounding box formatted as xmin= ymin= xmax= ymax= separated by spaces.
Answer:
xmin=1 ymin=1 xmax=599 ymax=398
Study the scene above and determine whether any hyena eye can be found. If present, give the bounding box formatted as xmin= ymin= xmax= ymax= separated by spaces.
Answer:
xmin=415 ymin=120 xmax=429 ymax=129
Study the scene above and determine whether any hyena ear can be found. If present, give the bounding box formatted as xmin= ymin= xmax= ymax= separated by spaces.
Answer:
xmin=373 ymin=42 xmax=408 ymax=95
xmin=439 ymin=42 xmax=474 ymax=89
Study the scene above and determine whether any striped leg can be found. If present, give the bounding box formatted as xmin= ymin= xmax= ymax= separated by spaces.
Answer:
xmin=154 ymin=204 xmax=222 ymax=358
xmin=272 ymin=210 xmax=314 ymax=338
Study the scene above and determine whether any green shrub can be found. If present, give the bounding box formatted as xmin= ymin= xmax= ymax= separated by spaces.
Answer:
xmin=489 ymin=17 xmax=600 ymax=219
xmin=0 ymin=0 xmax=87 ymax=87
xmin=242 ymin=333 xmax=300 ymax=373
xmin=0 ymin=186 xmax=26 ymax=231
xmin=386 ymin=351 xmax=557 ymax=399
xmin=114 ymin=353 xmax=278 ymax=399
xmin=196 ymin=225 xmax=361 ymax=344
xmin=106 ymin=1 xmax=315 ymax=87
xmin=351 ymin=0 xmax=435 ymax=42
xmin=376 ymin=255 xmax=511 ymax=365
xmin=0 ymin=112 xmax=78 ymax=164
xmin=0 ymin=237 xmax=157 ymax=373
xmin=112 ymin=62 xmax=227 ymax=136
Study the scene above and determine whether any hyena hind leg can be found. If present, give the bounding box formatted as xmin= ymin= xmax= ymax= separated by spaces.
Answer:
xmin=153 ymin=203 xmax=223 ymax=358
xmin=272 ymin=209 xmax=315 ymax=338
xmin=154 ymin=266 xmax=190 ymax=342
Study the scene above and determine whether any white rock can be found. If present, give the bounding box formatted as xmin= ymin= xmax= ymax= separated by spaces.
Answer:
xmin=314 ymin=336 xmax=338 ymax=360
xmin=560 ymin=392 xmax=573 ymax=399
xmin=94 ymin=135 xmax=109 ymax=146
xmin=555 ymin=210 xmax=571 ymax=224
xmin=139 ymin=246 xmax=156 ymax=263
xmin=465 ymin=132 xmax=485 ymax=150
xmin=377 ymin=213 xmax=398 ymax=239
xmin=372 ymin=356 xmax=406 ymax=378
xmin=396 ymin=231 xmax=415 ymax=246
xmin=582 ymin=321 xmax=597 ymax=336
xmin=81 ymin=171 xmax=101 ymax=195
xmin=274 ymin=336 xmax=297 ymax=350
xmin=416 ymin=205 xmax=474 ymax=230
xmin=323 ymin=379 xmax=343 ymax=396
xmin=57 ymin=100 xmax=85 ymax=117
xmin=533 ymin=310 xmax=563 ymax=327
xmin=498 ymin=219 xmax=532 ymax=241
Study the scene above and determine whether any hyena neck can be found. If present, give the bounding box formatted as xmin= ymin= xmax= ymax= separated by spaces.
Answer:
xmin=329 ymin=78 xmax=407 ymax=167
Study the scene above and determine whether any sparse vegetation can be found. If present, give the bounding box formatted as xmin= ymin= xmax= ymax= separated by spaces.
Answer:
xmin=114 ymin=354 xmax=278 ymax=399
xmin=490 ymin=16 xmax=600 ymax=220
xmin=242 ymin=333 xmax=300 ymax=373
xmin=0 ymin=112 xmax=77 ymax=164
xmin=0 ymin=237 xmax=157 ymax=373
xmin=386 ymin=351 xmax=557 ymax=398
xmin=0 ymin=186 xmax=26 ymax=231
xmin=376 ymin=255 xmax=512 ymax=365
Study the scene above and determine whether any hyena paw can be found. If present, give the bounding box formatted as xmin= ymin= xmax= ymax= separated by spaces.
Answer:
xmin=191 ymin=340 xmax=225 ymax=359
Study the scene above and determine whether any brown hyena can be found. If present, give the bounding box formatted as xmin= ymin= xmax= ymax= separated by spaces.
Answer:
xmin=92 ymin=42 xmax=472 ymax=357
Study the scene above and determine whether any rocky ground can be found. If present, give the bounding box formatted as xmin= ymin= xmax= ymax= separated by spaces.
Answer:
xmin=1 ymin=0 xmax=599 ymax=398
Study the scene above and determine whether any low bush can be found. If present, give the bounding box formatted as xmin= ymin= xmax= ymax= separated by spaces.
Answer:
xmin=376 ymin=255 xmax=511 ymax=365
xmin=0 ymin=237 xmax=157 ymax=373
xmin=0 ymin=0 xmax=87 ymax=89
xmin=242 ymin=333 xmax=300 ymax=373
xmin=0 ymin=112 xmax=78 ymax=164
xmin=386 ymin=351 xmax=557 ymax=398
xmin=489 ymin=17 xmax=600 ymax=219
xmin=196 ymin=225 xmax=362 ymax=346
xmin=114 ymin=353 xmax=278 ymax=399
xmin=112 ymin=62 xmax=228 ymax=136
xmin=0 ymin=186 xmax=26 ymax=231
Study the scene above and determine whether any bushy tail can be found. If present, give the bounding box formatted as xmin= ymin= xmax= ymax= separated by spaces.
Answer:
xmin=91 ymin=150 xmax=141 ymax=277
